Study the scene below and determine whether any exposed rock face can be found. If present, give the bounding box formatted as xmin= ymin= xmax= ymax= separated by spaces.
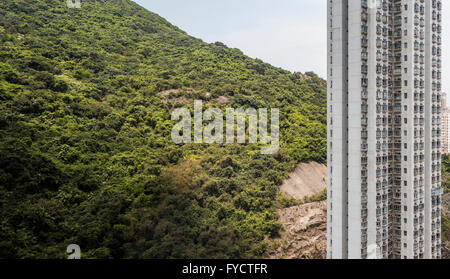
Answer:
xmin=443 ymin=193 xmax=450 ymax=259
xmin=298 ymin=74 xmax=312 ymax=81
xmin=267 ymin=201 xmax=327 ymax=259
xmin=270 ymin=162 xmax=450 ymax=259
xmin=217 ymin=96 xmax=230 ymax=104
xmin=443 ymin=243 xmax=450 ymax=259
xmin=158 ymin=89 xmax=227 ymax=105
xmin=443 ymin=192 xmax=450 ymax=217
xmin=266 ymin=162 xmax=327 ymax=259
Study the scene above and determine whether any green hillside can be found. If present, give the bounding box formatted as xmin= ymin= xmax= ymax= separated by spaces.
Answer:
xmin=0 ymin=0 xmax=326 ymax=258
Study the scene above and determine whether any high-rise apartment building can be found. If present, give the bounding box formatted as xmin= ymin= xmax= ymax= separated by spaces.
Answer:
xmin=442 ymin=93 xmax=449 ymax=154
xmin=327 ymin=0 xmax=442 ymax=259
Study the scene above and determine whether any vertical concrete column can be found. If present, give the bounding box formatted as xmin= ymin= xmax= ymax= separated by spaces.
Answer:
xmin=366 ymin=0 xmax=378 ymax=258
xmin=400 ymin=0 xmax=415 ymax=259
xmin=347 ymin=0 xmax=363 ymax=259
xmin=424 ymin=0 xmax=433 ymax=259
xmin=327 ymin=0 xmax=349 ymax=259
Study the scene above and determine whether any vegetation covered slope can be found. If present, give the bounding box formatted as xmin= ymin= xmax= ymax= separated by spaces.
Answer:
xmin=441 ymin=155 xmax=450 ymax=258
xmin=0 ymin=0 xmax=326 ymax=258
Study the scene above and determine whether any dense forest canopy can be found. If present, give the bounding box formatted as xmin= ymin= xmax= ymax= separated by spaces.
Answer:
xmin=0 ymin=0 xmax=327 ymax=258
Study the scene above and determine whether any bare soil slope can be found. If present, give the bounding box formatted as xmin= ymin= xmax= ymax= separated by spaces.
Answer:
xmin=280 ymin=162 xmax=326 ymax=200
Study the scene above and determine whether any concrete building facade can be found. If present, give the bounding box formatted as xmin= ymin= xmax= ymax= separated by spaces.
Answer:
xmin=327 ymin=0 xmax=443 ymax=259
xmin=442 ymin=93 xmax=449 ymax=154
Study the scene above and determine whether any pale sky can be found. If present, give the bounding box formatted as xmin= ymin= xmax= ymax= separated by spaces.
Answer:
xmin=134 ymin=0 xmax=450 ymax=99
